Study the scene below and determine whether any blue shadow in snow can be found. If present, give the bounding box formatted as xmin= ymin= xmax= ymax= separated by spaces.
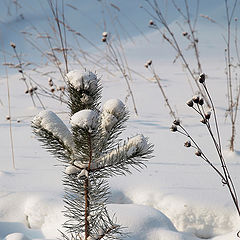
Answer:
xmin=0 ymin=222 xmax=44 ymax=239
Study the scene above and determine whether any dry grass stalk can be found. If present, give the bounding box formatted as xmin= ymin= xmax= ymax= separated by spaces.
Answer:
xmin=144 ymin=0 xmax=210 ymax=107
xmin=10 ymin=42 xmax=45 ymax=109
xmin=172 ymin=0 xmax=202 ymax=74
xmin=8 ymin=40 xmax=68 ymax=106
xmin=100 ymin=1 xmax=146 ymax=115
xmin=224 ymin=0 xmax=240 ymax=151
xmin=47 ymin=0 xmax=69 ymax=74
xmin=6 ymin=1 xmax=148 ymax=116
xmin=103 ymin=34 xmax=138 ymax=115
xmin=3 ymin=51 xmax=16 ymax=170
xmin=145 ymin=60 xmax=176 ymax=119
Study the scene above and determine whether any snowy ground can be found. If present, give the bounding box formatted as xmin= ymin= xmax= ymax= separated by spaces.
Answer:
xmin=1 ymin=63 xmax=240 ymax=240
xmin=1 ymin=1 xmax=240 ymax=240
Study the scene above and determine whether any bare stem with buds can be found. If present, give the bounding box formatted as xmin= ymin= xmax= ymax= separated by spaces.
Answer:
xmin=171 ymin=74 xmax=240 ymax=232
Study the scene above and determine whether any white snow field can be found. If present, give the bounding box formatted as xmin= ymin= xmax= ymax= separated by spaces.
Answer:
xmin=1 ymin=0 xmax=240 ymax=240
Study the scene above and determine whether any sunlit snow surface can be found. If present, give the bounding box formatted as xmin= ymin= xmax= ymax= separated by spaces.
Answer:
xmin=1 ymin=0 xmax=240 ymax=240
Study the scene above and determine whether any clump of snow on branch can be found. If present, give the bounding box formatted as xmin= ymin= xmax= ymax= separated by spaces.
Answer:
xmin=74 ymin=161 xmax=89 ymax=169
xmin=66 ymin=70 xmax=98 ymax=91
xmin=65 ymin=165 xmax=81 ymax=175
xmin=103 ymin=99 xmax=126 ymax=119
xmin=65 ymin=165 xmax=89 ymax=178
xmin=80 ymin=93 xmax=93 ymax=104
xmin=101 ymin=112 xmax=118 ymax=132
xmin=32 ymin=110 xmax=74 ymax=148
xmin=126 ymin=134 xmax=150 ymax=156
xmin=65 ymin=161 xmax=90 ymax=177
xmin=86 ymin=236 xmax=94 ymax=240
xmin=77 ymin=169 xmax=89 ymax=178
xmin=101 ymin=99 xmax=126 ymax=131
xmin=70 ymin=109 xmax=99 ymax=130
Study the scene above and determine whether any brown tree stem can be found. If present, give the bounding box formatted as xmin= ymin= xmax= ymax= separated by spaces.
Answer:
xmin=84 ymin=133 xmax=93 ymax=239
xmin=84 ymin=179 xmax=89 ymax=240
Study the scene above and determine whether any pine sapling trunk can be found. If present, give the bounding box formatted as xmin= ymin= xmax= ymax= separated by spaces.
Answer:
xmin=84 ymin=179 xmax=89 ymax=240
xmin=85 ymin=133 xmax=92 ymax=240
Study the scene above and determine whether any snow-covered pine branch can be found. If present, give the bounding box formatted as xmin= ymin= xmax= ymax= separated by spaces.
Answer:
xmin=91 ymin=134 xmax=153 ymax=177
xmin=100 ymin=99 xmax=129 ymax=152
xmin=32 ymin=110 xmax=73 ymax=148
xmin=66 ymin=70 xmax=102 ymax=115
xmin=32 ymin=110 xmax=74 ymax=161
xmin=69 ymin=109 xmax=100 ymax=171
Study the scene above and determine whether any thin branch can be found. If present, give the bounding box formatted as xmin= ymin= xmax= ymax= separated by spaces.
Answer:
xmin=3 ymin=51 xmax=16 ymax=170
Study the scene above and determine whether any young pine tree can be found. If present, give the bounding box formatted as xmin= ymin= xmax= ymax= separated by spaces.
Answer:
xmin=32 ymin=70 xmax=154 ymax=240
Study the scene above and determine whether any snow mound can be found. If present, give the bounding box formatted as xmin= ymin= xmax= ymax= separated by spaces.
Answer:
xmin=125 ymin=189 xmax=239 ymax=239
xmin=32 ymin=110 xmax=74 ymax=148
xmin=66 ymin=70 xmax=98 ymax=91
xmin=70 ymin=109 xmax=99 ymax=130
xmin=107 ymin=204 xmax=199 ymax=240
xmin=3 ymin=233 xmax=30 ymax=240
xmin=212 ymin=231 xmax=240 ymax=240
xmin=147 ymin=229 xmax=199 ymax=240
xmin=24 ymin=195 xmax=64 ymax=239
xmin=103 ymin=99 xmax=126 ymax=119
xmin=0 ymin=222 xmax=43 ymax=240
xmin=108 ymin=204 xmax=176 ymax=232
